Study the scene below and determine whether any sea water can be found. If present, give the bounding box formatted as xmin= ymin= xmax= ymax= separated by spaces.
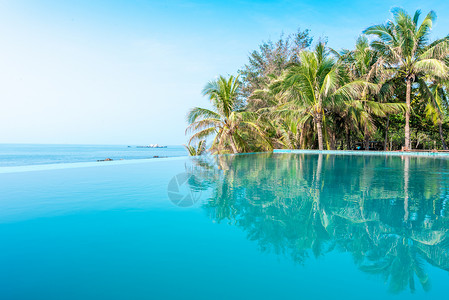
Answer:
xmin=0 ymin=144 xmax=187 ymax=167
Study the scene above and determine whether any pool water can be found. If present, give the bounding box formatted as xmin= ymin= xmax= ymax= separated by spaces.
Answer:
xmin=1 ymin=153 xmax=449 ymax=299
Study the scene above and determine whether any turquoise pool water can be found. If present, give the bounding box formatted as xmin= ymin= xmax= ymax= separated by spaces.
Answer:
xmin=1 ymin=153 xmax=449 ymax=299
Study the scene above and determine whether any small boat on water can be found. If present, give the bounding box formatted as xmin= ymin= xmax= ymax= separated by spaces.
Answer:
xmin=136 ymin=144 xmax=167 ymax=148
xmin=97 ymin=158 xmax=114 ymax=162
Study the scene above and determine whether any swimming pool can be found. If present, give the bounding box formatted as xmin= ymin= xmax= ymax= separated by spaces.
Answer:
xmin=1 ymin=153 xmax=448 ymax=299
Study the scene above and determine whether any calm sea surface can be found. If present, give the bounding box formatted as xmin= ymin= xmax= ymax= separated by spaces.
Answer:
xmin=1 ymin=153 xmax=449 ymax=299
xmin=0 ymin=144 xmax=187 ymax=167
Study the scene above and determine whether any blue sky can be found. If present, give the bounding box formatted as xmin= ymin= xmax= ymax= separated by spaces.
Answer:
xmin=1 ymin=0 xmax=448 ymax=145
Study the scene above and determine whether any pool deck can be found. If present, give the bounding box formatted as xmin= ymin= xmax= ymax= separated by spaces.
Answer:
xmin=273 ymin=149 xmax=449 ymax=157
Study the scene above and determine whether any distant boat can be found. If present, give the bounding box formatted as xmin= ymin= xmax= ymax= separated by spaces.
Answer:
xmin=136 ymin=144 xmax=167 ymax=148
xmin=97 ymin=158 xmax=113 ymax=162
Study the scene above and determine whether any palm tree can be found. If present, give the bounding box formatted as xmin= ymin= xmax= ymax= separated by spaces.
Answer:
xmin=184 ymin=139 xmax=207 ymax=156
xmin=336 ymin=36 xmax=403 ymax=151
xmin=186 ymin=75 xmax=271 ymax=154
xmin=283 ymin=43 xmax=376 ymax=150
xmin=364 ymin=8 xmax=449 ymax=150
xmin=250 ymin=74 xmax=306 ymax=149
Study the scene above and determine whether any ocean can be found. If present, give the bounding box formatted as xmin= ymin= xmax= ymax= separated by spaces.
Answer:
xmin=0 ymin=144 xmax=187 ymax=167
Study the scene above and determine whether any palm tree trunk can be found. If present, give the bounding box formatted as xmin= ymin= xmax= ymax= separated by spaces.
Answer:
xmin=330 ymin=130 xmax=336 ymax=150
xmin=439 ymin=120 xmax=448 ymax=150
xmin=384 ymin=114 xmax=390 ymax=151
xmin=364 ymin=127 xmax=370 ymax=151
xmin=288 ymin=131 xmax=295 ymax=149
xmin=346 ymin=126 xmax=351 ymax=150
xmin=405 ymin=78 xmax=412 ymax=150
xmin=316 ymin=115 xmax=324 ymax=150
xmin=229 ymin=137 xmax=238 ymax=154
xmin=227 ymin=129 xmax=238 ymax=154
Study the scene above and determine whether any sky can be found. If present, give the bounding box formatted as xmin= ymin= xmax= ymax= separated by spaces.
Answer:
xmin=1 ymin=0 xmax=449 ymax=145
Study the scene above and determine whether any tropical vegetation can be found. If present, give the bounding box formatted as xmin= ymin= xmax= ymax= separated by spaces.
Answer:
xmin=186 ymin=8 xmax=449 ymax=154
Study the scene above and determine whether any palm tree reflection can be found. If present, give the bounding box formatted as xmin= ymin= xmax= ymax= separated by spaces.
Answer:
xmin=187 ymin=153 xmax=449 ymax=293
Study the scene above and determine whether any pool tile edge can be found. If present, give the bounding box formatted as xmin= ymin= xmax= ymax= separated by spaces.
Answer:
xmin=273 ymin=149 xmax=449 ymax=157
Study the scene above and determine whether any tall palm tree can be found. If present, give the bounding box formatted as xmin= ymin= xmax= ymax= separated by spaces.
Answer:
xmin=283 ymin=43 xmax=376 ymax=150
xmin=337 ymin=36 xmax=395 ymax=151
xmin=186 ymin=75 xmax=271 ymax=154
xmin=364 ymin=8 xmax=449 ymax=150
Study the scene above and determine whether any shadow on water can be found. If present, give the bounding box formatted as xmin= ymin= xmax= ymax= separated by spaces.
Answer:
xmin=186 ymin=153 xmax=449 ymax=294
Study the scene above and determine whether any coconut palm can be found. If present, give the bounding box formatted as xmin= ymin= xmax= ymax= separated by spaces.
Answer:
xmin=186 ymin=75 xmax=271 ymax=154
xmin=283 ymin=43 xmax=376 ymax=150
xmin=250 ymin=74 xmax=308 ymax=149
xmin=364 ymin=8 xmax=449 ymax=150
xmin=336 ymin=36 xmax=400 ymax=150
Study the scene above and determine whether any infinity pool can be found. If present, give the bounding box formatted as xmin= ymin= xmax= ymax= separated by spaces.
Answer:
xmin=1 ymin=153 xmax=448 ymax=299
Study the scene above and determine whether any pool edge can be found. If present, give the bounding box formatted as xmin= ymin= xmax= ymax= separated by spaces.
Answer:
xmin=273 ymin=149 xmax=449 ymax=157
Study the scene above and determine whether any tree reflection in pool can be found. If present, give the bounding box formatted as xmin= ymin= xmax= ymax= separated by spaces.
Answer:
xmin=187 ymin=153 xmax=449 ymax=294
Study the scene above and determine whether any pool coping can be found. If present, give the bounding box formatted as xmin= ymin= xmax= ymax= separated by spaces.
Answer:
xmin=273 ymin=149 xmax=449 ymax=157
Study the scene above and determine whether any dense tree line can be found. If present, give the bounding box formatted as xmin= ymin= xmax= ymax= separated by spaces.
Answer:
xmin=186 ymin=8 xmax=449 ymax=153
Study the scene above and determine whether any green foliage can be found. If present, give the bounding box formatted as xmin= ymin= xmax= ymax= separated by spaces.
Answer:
xmin=364 ymin=8 xmax=449 ymax=149
xmin=184 ymin=140 xmax=206 ymax=156
xmin=186 ymin=75 xmax=272 ymax=154
xmin=238 ymin=28 xmax=313 ymax=106
xmin=187 ymin=8 xmax=449 ymax=152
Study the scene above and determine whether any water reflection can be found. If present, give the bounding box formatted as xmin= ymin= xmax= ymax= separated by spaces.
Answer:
xmin=188 ymin=153 xmax=449 ymax=294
